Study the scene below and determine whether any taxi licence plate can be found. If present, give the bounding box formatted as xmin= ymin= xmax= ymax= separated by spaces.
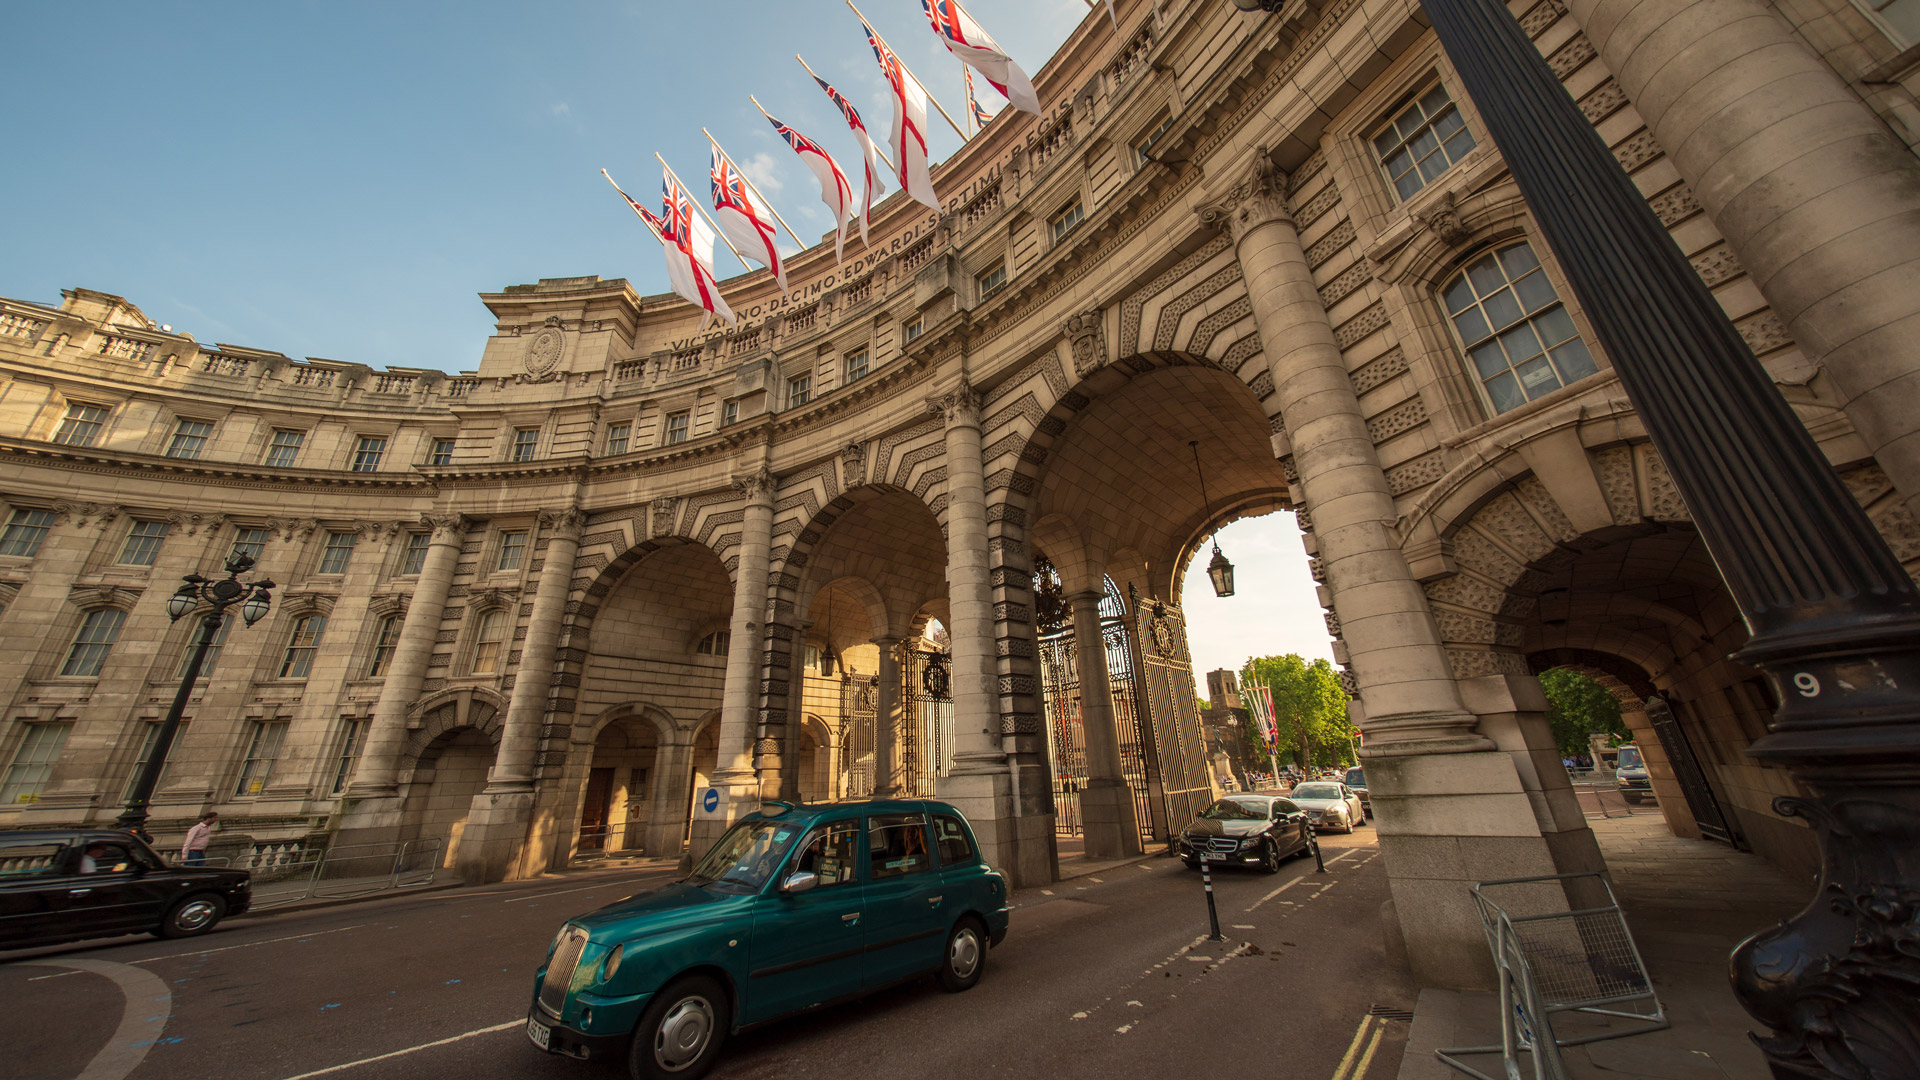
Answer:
xmin=526 ymin=1016 xmax=552 ymax=1051
xmin=1200 ymin=851 xmax=1229 ymax=862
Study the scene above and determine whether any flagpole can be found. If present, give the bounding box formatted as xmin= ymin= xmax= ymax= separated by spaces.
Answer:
xmin=701 ymin=127 xmax=809 ymax=253
xmin=601 ymin=169 xmax=667 ymax=246
xmin=963 ymin=69 xmax=975 ymax=138
xmin=844 ymin=0 xmax=970 ymax=141
xmin=789 ymin=58 xmax=896 ymax=171
xmin=654 ymin=153 xmax=754 ymax=274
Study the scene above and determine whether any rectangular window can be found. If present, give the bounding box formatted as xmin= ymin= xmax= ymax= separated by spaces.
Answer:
xmin=511 ymin=427 xmax=539 ymax=462
xmin=720 ymin=402 xmax=738 ymax=427
xmin=330 ymin=719 xmax=367 ymax=794
xmin=868 ymin=813 xmax=933 ymax=879
xmin=166 ymin=419 xmax=213 ymax=460
xmin=1133 ymin=110 xmax=1173 ymax=168
xmin=368 ymin=616 xmax=404 ymax=677
xmin=399 ymin=532 xmax=431 ymax=575
xmin=428 ymin=438 xmax=456 ymax=466
xmin=933 ymin=813 xmax=978 ymax=865
xmin=604 ymin=422 xmax=631 ymax=456
xmin=176 ymin=617 xmax=232 ymax=679
xmin=496 ymin=531 xmax=528 ymax=572
xmin=697 ymin=630 xmax=731 ymax=656
xmin=61 ymin=608 xmax=126 ymax=677
xmin=230 ymin=527 xmax=270 ymax=564
xmin=471 ymin=609 xmax=507 ymax=674
xmin=117 ymin=520 xmax=172 ymax=566
xmin=804 ymin=643 xmax=824 ymax=674
xmin=1 ymin=723 xmax=71 ymax=805
xmin=664 ymin=411 xmax=690 ymax=445
xmin=1 ymin=509 xmax=59 ymax=558
xmin=279 ymin=615 xmax=327 ymax=679
xmin=235 ymin=721 xmax=289 ymax=795
xmin=843 ymin=348 xmax=869 ymax=384
xmin=53 ymin=403 xmax=111 ymax=447
xmin=122 ymin=722 xmax=187 ymax=802
xmin=351 ymin=436 xmax=386 ymax=472
xmin=904 ymin=317 xmax=924 ymax=343
xmin=264 ymin=429 xmax=305 ymax=468
xmin=1373 ymin=84 xmax=1478 ymax=202
xmin=976 ymin=262 xmax=1007 ymax=299
xmin=787 ymin=373 xmax=812 ymax=409
xmin=317 ymin=531 xmax=356 ymax=574
xmin=1050 ymin=199 xmax=1086 ymax=244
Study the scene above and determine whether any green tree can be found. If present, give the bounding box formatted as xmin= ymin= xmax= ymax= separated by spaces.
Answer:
xmin=1238 ymin=654 xmax=1356 ymax=770
xmin=1538 ymin=668 xmax=1628 ymax=757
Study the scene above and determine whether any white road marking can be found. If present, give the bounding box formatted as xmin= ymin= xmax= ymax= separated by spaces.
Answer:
xmin=1244 ymin=876 xmax=1305 ymax=913
xmin=24 ymin=958 xmax=171 ymax=1080
xmin=501 ymin=880 xmax=624 ymax=903
xmin=272 ymin=1019 xmax=521 ymax=1080
xmin=126 ymin=924 xmax=370 ymax=966
xmin=1231 ymin=924 xmax=1256 ymax=929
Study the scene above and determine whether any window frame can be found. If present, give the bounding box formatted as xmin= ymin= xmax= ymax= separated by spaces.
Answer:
xmin=330 ymin=719 xmax=368 ymax=794
xmin=1 ymin=723 xmax=73 ymax=806
xmin=230 ymin=527 xmax=270 ymax=564
xmin=663 ymin=410 xmax=691 ymax=446
xmin=317 ymin=530 xmax=357 ymax=575
xmin=604 ymin=421 xmax=631 ymax=456
xmin=264 ymin=429 xmax=306 ymax=468
xmin=368 ymin=615 xmax=404 ymax=677
xmin=1439 ymin=241 xmax=1598 ymax=416
xmin=350 ymin=435 xmax=386 ymax=473
xmin=428 ymin=438 xmax=456 ymax=467
xmin=279 ymin=614 xmax=327 ymax=679
xmin=1132 ymin=109 xmax=1174 ymax=169
xmin=398 ymin=532 xmax=431 ymax=576
xmin=976 ymin=262 xmax=1008 ymax=299
xmin=60 ymin=608 xmax=127 ymax=678
xmin=510 ymin=427 xmax=540 ymax=462
xmin=165 ymin=418 xmax=214 ymax=460
xmin=53 ymin=402 xmax=112 ymax=447
xmin=117 ymin=519 xmax=172 ymax=567
xmin=843 ymin=347 xmax=870 ymax=384
xmin=1050 ymin=199 xmax=1086 ymax=244
xmin=787 ymin=372 xmax=813 ymax=409
xmin=470 ymin=609 xmax=508 ymax=674
xmin=0 ymin=508 xmax=58 ymax=559
xmin=696 ymin=630 xmax=731 ymax=656
xmin=495 ymin=531 xmax=528 ymax=573
xmin=1370 ymin=82 xmax=1478 ymax=204
xmin=720 ymin=401 xmax=739 ymax=427
xmin=235 ymin=720 xmax=289 ymax=796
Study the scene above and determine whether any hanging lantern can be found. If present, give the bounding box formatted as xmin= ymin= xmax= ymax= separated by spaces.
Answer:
xmin=1207 ymin=544 xmax=1235 ymax=598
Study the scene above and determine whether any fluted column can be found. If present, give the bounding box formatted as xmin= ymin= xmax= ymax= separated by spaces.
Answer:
xmin=347 ymin=513 xmax=467 ymax=798
xmin=1563 ymin=0 xmax=1920 ymax=514
xmin=873 ymin=637 xmax=903 ymax=795
xmin=718 ymin=467 xmax=776 ymax=784
xmin=483 ymin=507 xmax=585 ymax=791
xmin=930 ymin=381 xmax=1004 ymax=770
xmin=1071 ymin=589 xmax=1141 ymax=858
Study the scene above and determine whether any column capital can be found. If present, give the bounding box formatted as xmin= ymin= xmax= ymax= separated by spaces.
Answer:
xmin=1066 ymin=588 xmax=1107 ymax=608
xmin=419 ymin=512 xmax=471 ymax=541
xmin=1198 ymin=150 xmax=1292 ymax=244
xmin=537 ymin=505 xmax=588 ymax=539
xmin=730 ymin=466 xmax=777 ymax=502
xmin=927 ymin=378 xmax=985 ymax=430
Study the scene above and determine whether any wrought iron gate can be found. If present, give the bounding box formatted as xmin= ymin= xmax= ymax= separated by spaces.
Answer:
xmin=899 ymin=647 xmax=951 ymax=796
xmin=1035 ymin=578 xmax=1155 ymax=844
xmin=1131 ymin=594 xmax=1214 ymax=839
xmin=838 ymin=676 xmax=877 ymax=798
xmin=1645 ymin=695 xmax=1742 ymax=848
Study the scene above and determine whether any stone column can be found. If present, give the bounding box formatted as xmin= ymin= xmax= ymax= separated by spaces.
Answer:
xmin=929 ymin=380 xmax=1020 ymax=874
xmin=457 ymin=506 xmax=584 ymax=884
xmin=691 ymin=466 xmax=776 ymax=856
xmin=1202 ymin=155 xmax=1601 ymax=988
xmin=1563 ymin=0 xmax=1920 ymax=515
xmin=1619 ymin=702 xmax=1700 ymax=839
xmin=1070 ymin=590 xmax=1142 ymax=858
xmin=871 ymin=638 xmax=902 ymax=794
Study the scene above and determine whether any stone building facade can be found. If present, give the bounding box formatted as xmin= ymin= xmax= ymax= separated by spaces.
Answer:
xmin=2 ymin=0 xmax=1916 ymax=987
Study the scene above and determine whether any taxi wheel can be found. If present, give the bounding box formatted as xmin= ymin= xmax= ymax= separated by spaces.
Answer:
xmin=629 ymin=975 xmax=729 ymax=1080
xmin=157 ymin=893 xmax=226 ymax=939
xmin=937 ymin=917 xmax=988 ymax=993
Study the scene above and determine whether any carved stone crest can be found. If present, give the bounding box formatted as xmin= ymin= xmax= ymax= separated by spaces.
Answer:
xmin=841 ymin=443 xmax=867 ymax=489
xmin=525 ymin=317 xmax=565 ymax=377
xmin=353 ymin=520 xmax=403 ymax=541
xmin=650 ymin=498 xmax=680 ymax=538
xmin=1416 ymin=190 xmax=1473 ymax=246
xmin=1063 ymin=310 xmax=1106 ymax=376
xmin=470 ymin=586 xmax=519 ymax=611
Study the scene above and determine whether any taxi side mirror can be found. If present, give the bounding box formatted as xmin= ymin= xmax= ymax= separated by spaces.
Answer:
xmin=781 ymin=871 xmax=818 ymax=895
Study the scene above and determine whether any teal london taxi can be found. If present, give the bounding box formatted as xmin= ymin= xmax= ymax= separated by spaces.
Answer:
xmin=527 ymin=798 xmax=1010 ymax=1080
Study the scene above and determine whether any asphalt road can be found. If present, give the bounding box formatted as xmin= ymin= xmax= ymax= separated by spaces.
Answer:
xmin=2 ymin=829 xmax=1412 ymax=1080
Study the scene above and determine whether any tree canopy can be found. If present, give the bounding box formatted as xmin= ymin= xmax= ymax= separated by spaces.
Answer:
xmin=1238 ymin=654 xmax=1357 ymax=769
xmin=1538 ymin=668 xmax=1628 ymax=757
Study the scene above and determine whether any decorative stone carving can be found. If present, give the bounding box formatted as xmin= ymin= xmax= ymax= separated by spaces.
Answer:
xmin=69 ymin=583 xmax=139 ymax=608
xmin=525 ymin=319 xmax=565 ymax=376
xmin=1197 ymin=149 xmax=1291 ymax=243
xmin=470 ymin=586 xmax=519 ymax=611
xmin=353 ymin=520 xmax=403 ymax=541
xmin=421 ymin=512 xmax=471 ymax=540
xmin=1062 ymin=310 xmax=1106 ymax=375
xmin=537 ymin=506 xmax=588 ymax=538
xmin=263 ymin=517 xmax=317 ymax=542
xmin=165 ymin=510 xmax=226 ymax=537
xmin=731 ymin=467 xmax=776 ymax=500
xmin=52 ymin=501 xmax=120 ymax=529
xmin=927 ymin=379 xmax=984 ymax=428
xmin=841 ymin=443 xmax=867 ymax=489
xmin=649 ymin=498 xmax=680 ymax=538
xmin=1415 ymin=190 xmax=1473 ymax=246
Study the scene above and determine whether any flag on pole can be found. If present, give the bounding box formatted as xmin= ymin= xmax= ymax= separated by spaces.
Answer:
xmin=611 ymin=178 xmax=668 ymax=235
xmin=964 ymin=67 xmax=995 ymax=131
xmin=812 ymin=74 xmax=888 ymax=244
xmin=763 ymin=110 xmax=855 ymax=264
xmin=659 ymin=167 xmax=736 ymax=329
xmin=1250 ymin=684 xmax=1279 ymax=749
xmin=923 ymin=0 xmax=1042 ymax=115
xmin=1102 ymin=0 xmax=1119 ymax=31
xmin=861 ymin=14 xmax=940 ymax=210
xmin=710 ymin=147 xmax=787 ymax=292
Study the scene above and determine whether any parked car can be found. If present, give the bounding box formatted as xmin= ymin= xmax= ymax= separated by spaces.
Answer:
xmin=0 ymin=829 xmax=251 ymax=948
xmin=1343 ymin=766 xmax=1370 ymax=818
xmin=1615 ymin=745 xmax=1652 ymax=804
xmin=1286 ymin=782 xmax=1368 ymax=833
xmin=527 ymin=799 xmax=1009 ymax=1080
xmin=1173 ymin=794 xmax=1314 ymax=873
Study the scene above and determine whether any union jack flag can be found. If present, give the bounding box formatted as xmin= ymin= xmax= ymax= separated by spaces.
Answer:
xmin=965 ymin=67 xmax=994 ymax=131
xmin=922 ymin=0 xmax=1041 ymax=115
xmin=811 ymin=73 xmax=887 ymax=244
xmin=767 ymin=112 xmax=856 ymax=263
xmin=710 ymin=147 xmax=786 ymax=292
xmin=862 ymin=13 xmax=939 ymax=209
xmin=660 ymin=170 xmax=735 ymax=328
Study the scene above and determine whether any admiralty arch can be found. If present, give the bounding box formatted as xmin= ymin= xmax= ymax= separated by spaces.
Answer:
xmin=2 ymin=0 xmax=1916 ymax=986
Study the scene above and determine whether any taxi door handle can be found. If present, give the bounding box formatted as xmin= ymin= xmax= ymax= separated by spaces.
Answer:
xmin=927 ymin=895 xmax=944 ymax=907
xmin=69 ymin=888 xmax=91 ymax=896
xmin=842 ymin=912 xmax=861 ymax=925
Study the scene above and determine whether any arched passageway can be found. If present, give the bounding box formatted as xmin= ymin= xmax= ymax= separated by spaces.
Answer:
xmin=399 ymin=725 xmax=497 ymax=869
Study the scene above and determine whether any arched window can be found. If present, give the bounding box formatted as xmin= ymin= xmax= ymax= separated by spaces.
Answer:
xmin=61 ymin=609 xmax=127 ymax=677
xmin=368 ymin=615 xmax=404 ymax=678
xmin=1442 ymin=242 xmax=1597 ymax=414
xmin=472 ymin=610 xmax=507 ymax=674
xmin=279 ymin=615 xmax=328 ymax=679
xmin=696 ymin=630 xmax=730 ymax=656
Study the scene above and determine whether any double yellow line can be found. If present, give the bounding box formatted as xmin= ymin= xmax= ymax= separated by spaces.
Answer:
xmin=1331 ymin=1014 xmax=1388 ymax=1080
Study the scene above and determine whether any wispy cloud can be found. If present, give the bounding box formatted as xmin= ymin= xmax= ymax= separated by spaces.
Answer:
xmin=738 ymin=152 xmax=784 ymax=196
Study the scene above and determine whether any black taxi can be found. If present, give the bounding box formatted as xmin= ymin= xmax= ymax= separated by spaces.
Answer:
xmin=0 ymin=829 xmax=251 ymax=948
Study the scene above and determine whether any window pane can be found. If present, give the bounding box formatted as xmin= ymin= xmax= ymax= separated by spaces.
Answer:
xmin=1451 ymin=305 xmax=1491 ymax=346
xmin=1498 ymin=242 xmax=1541 ymax=278
xmin=61 ymin=609 xmax=126 ymax=677
xmin=400 ymin=532 xmax=431 ymax=575
xmin=369 ymin=616 xmax=403 ymax=677
xmin=331 ymin=720 xmax=367 ymax=793
xmin=1419 ymin=85 xmax=1451 ymax=116
xmin=265 ymin=430 xmax=305 ymax=468
xmin=1432 ymin=108 xmax=1466 ymax=138
xmin=933 ymin=814 xmax=976 ymax=864
xmin=118 ymin=520 xmax=171 ymax=566
xmin=1466 ymin=258 xmax=1507 ymax=297
xmin=1407 ymin=127 xmax=1441 ymax=163
xmin=1551 ymin=339 xmax=1598 ymax=382
xmin=1469 ymin=341 xmax=1510 ymax=379
xmin=1533 ymin=306 xmax=1578 ymax=347
xmin=319 ymin=532 xmax=356 ymax=574
xmin=1372 ymin=129 xmax=1400 ymax=158
xmin=236 ymin=722 xmax=288 ymax=795
xmin=1512 ymin=268 xmax=1558 ymax=313
xmin=1498 ymin=322 xmax=1546 ymax=364
xmin=792 ymin=822 xmax=861 ymax=887
xmin=280 ymin=616 xmax=326 ymax=678
xmin=166 ymin=420 xmax=212 ymax=459
xmin=497 ymin=532 xmax=527 ymax=572
xmin=606 ymin=423 xmax=630 ymax=455
xmin=1442 ymin=277 xmax=1478 ymax=316
xmin=1481 ymin=288 xmax=1524 ymax=331
xmin=1515 ymin=357 xmax=1561 ymax=396
xmin=868 ymin=813 xmax=932 ymax=879
xmin=1484 ymin=371 xmax=1526 ymax=413
xmin=353 ymin=437 xmax=386 ymax=472
xmin=1416 ymin=151 xmax=1452 ymax=183
xmin=429 ymin=439 xmax=455 ymax=466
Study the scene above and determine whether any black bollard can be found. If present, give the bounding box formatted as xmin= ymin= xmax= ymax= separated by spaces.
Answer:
xmin=1200 ymin=856 xmax=1225 ymax=941
xmin=1308 ymin=819 xmax=1326 ymax=874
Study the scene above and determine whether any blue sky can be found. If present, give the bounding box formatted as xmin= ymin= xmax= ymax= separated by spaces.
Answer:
xmin=0 ymin=0 xmax=1333 ymax=678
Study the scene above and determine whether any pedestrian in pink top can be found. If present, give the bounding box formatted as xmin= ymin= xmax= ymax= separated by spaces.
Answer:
xmin=180 ymin=811 xmax=218 ymax=866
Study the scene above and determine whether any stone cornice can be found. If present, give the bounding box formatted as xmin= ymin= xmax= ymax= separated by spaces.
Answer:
xmin=0 ymin=437 xmax=433 ymax=491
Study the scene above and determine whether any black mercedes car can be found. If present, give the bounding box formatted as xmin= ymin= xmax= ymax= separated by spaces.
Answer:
xmin=1174 ymin=795 xmax=1313 ymax=873
xmin=0 ymin=829 xmax=251 ymax=948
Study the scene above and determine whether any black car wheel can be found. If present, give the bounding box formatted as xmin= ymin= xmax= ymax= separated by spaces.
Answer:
xmin=157 ymin=893 xmax=226 ymax=939
xmin=938 ymin=917 xmax=988 ymax=992
xmin=629 ymin=974 xmax=729 ymax=1080
xmin=1259 ymin=841 xmax=1281 ymax=874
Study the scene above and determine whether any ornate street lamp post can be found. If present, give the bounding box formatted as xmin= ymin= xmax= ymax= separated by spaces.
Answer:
xmin=115 ymin=553 xmax=275 ymax=840
xmin=1221 ymin=2 xmax=1920 ymax=1073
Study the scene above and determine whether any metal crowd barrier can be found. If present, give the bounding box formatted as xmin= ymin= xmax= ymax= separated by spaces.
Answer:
xmin=1437 ymin=872 xmax=1668 ymax=1080
xmin=171 ymin=837 xmax=444 ymax=908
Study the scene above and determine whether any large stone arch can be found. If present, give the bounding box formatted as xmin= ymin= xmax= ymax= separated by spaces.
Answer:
xmin=401 ymin=687 xmax=505 ymax=764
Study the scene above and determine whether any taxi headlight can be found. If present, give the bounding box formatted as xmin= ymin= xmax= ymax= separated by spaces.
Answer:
xmin=600 ymin=944 xmax=624 ymax=984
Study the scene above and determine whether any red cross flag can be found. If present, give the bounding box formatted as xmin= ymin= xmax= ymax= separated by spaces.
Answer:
xmin=761 ymin=106 xmax=856 ymax=264
xmin=862 ymin=14 xmax=940 ymax=210
xmin=710 ymin=146 xmax=787 ymax=292
xmin=812 ymin=74 xmax=888 ymax=246
xmin=660 ymin=167 xmax=736 ymax=329
xmin=923 ymin=0 xmax=1041 ymax=116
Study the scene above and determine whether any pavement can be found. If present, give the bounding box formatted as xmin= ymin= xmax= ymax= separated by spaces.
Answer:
xmin=2 ymin=828 xmax=1410 ymax=1080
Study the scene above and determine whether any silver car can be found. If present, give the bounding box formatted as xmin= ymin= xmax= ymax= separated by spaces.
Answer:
xmin=1286 ymin=782 xmax=1368 ymax=833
